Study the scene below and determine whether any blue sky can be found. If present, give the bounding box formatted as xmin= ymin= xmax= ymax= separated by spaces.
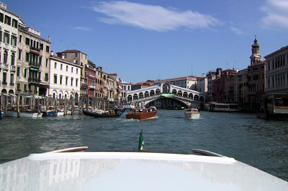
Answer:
xmin=4 ymin=0 xmax=288 ymax=83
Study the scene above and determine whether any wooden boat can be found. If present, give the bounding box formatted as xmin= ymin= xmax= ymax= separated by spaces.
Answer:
xmin=126 ymin=106 xmax=157 ymax=120
xmin=83 ymin=108 xmax=126 ymax=118
xmin=1 ymin=147 xmax=287 ymax=190
xmin=6 ymin=110 xmax=43 ymax=118
xmin=185 ymin=108 xmax=200 ymax=119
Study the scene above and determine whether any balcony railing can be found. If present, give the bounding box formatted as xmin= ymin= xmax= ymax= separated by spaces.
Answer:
xmin=28 ymin=78 xmax=40 ymax=83
xmin=29 ymin=62 xmax=40 ymax=68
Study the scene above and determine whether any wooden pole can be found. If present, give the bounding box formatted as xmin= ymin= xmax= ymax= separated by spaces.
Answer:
xmin=64 ymin=97 xmax=67 ymax=115
xmin=71 ymin=96 xmax=74 ymax=115
xmin=17 ymin=95 xmax=20 ymax=117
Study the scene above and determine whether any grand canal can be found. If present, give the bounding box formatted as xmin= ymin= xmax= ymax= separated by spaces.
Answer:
xmin=0 ymin=110 xmax=287 ymax=181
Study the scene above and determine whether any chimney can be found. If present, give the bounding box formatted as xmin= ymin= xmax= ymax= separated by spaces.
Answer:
xmin=48 ymin=36 xmax=50 ymax=42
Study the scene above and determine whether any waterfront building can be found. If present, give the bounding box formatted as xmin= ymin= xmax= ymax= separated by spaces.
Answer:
xmin=212 ymin=69 xmax=237 ymax=102
xmin=17 ymin=26 xmax=51 ymax=97
xmin=48 ymin=55 xmax=81 ymax=100
xmin=107 ymin=73 xmax=121 ymax=102
xmin=264 ymin=45 xmax=288 ymax=95
xmin=0 ymin=2 xmax=21 ymax=99
xmin=247 ymin=39 xmax=265 ymax=111
xmin=161 ymin=76 xmax=199 ymax=90
xmin=56 ymin=50 xmax=88 ymax=98
xmin=86 ymin=60 xmax=97 ymax=99
xmin=197 ymin=74 xmax=208 ymax=101
xmin=95 ymin=66 xmax=104 ymax=99
xmin=121 ymin=80 xmax=132 ymax=103
xmin=206 ymin=69 xmax=222 ymax=102
xmin=132 ymin=80 xmax=154 ymax=90
xmin=234 ymin=69 xmax=249 ymax=110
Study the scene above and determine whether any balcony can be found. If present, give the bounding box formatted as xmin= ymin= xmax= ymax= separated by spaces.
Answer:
xmin=29 ymin=62 xmax=40 ymax=69
xmin=30 ymin=47 xmax=41 ymax=55
xmin=28 ymin=77 xmax=40 ymax=84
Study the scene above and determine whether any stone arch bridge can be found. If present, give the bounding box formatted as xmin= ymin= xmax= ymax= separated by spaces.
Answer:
xmin=123 ymin=83 xmax=204 ymax=107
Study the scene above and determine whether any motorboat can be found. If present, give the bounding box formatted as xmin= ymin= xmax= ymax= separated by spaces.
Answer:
xmin=83 ymin=108 xmax=126 ymax=118
xmin=126 ymin=106 xmax=157 ymax=120
xmin=0 ymin=147 xmax=287 ymax=191
xmin=185 ymin=108 xmax=200 ymax=119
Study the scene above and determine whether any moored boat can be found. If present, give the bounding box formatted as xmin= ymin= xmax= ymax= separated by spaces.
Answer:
xmin=0 ymin=147 xmax=287 ymax=191
xmin=6 ymin=110 xmax=43 ymax=118
xmin=0 ymin=109 xmax=4 ymax=119
xmin=126 ymin=106 xmax=157 ymax=120
xmin=185 ymin=108 xmax=200 ymax=119
xmin=83 ymin=108 xmax=126 ymax=118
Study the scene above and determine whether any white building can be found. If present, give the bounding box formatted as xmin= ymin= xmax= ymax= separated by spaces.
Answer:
xmin=49 ymin=55 xmax=81 ymax=100
xmin=265 ymin=45 xmax=288 ymax=94
xmin=0 ymin=2 xmax=22 ymax=96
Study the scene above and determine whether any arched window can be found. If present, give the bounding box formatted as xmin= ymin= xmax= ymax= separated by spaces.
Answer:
xmin=139 ymin=92 xmax=144 ymax=99
xmin=150 ymin=90 xmax=155 ymax=96
xmin=133 ymin=94 xmax=138 ymax=100
xmin=145 ymin=91 xmax=149 ymax=97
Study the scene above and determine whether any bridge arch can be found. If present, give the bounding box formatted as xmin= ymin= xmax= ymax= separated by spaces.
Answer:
xmin=150 ymin=90 xmax=155 ymax=96
xmin=133 ymin=94 xmax=138 ymax=100
xmin=172 ymin=89 xmax=177 ymax=94
xmin=139 ymin=92 xmax=144 ymax=99
xmin=156 ymin=89 xmax=161 ymax=95
xmin=145 ymin=91 xmax=149 ymax=97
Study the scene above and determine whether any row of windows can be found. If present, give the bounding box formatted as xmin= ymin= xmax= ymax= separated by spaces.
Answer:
xmin=53 ymin=75 xmax=79 ymax=87
xmin=267 ymin=72 xmax=288 ymax=89
xmin=0 ymin=31 xmax=17 ymax=46
xmin=267 ymin=54 xmax=287 ymax=71
xmin=0 ymin=12 xmax=18 ymax=28
xmin=53 ymin=62 xmax=79 ymax=74
xmin=1 ymin=72 xmax=14 ymax=85
xmin=1 ymin=50 xmax=16 ymax=65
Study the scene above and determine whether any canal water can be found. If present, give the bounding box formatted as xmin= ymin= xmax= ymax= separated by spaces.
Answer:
xmin=0 ymin=110 xmax=287 ymax=181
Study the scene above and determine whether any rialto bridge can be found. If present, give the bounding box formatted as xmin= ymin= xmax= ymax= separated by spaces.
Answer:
xmin=123 ymin=83 xmax=204 ymax=108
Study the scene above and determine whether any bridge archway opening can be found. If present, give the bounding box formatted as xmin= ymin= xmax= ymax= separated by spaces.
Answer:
xmin=189 ymin=93 xmax=193 ymax=99
xmin=145 ymin=91 xmax=149 ymax=97
xmin=150 ymin=97 xmax=188 ymax=109
xmin=183 ymin=92 xmax=188 ymax=98
xmin=162 ymin=83 xmax=170 ymax=94
xmin=156 ymin=89 xmax=161 ymax=95
xmin=128 ymin=95 xmax=132 ymax=101
xmin=139 ymin=92 xmax=144 ymax=99
xmin=194 ymin=95 xmax=199 ymax=101
xmin=150 ymin=90 xmax=155 ymax=96
xmin=133 ymin=94 xmax=138 ymax=100
xmin=172 ymin=89 xmax=177 ymax=94
xmin=178 ymin=90 xmax=182 ymax=96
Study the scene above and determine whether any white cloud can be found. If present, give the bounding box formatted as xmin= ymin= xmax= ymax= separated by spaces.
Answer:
xmin=230 ymin=26 xmax=243 ymax=35
xmin=261 ymin=0 xmax=288 ymax=30
xmin=92 ymin=1 xmax=221 ymax=32
xmin=73 ymin=27 xmax=93 ymax=31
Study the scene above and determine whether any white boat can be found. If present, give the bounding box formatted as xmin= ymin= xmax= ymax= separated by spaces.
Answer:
xmin=185 ymin=108 xmax=200 ymax=119
xmin=0 ymin=147 xmax=287 ymax=191
xmin=56 ymin=110 xmax=64 ymax=116
xmin=6 ymin=110 xmax=43 ymax=118
xmin=208 ymin=102 xmax=240 ymax=112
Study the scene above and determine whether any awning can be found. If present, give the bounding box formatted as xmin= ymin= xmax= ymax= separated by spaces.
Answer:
xmin=29 ymin=67 xmax=39 ymax=71
xmin=161 ymin=94 xmax=174 ymax=98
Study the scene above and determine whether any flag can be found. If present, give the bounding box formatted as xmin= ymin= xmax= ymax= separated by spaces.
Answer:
xmin=138 ymin=130 xmax=144 ymax=151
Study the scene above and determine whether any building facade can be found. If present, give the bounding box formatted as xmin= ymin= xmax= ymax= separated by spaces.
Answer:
xmin=0 ymin=2 xmax=21 ymax=98
xmin=234 ymin=69 xmax=249 ymax=110
xmin=265 ymin=45 xmax=288 ymax=95
xmin=48 ymin=55 xmax=81 ymax=100
xmin=17 ymin=26 xmax=51 ymax=97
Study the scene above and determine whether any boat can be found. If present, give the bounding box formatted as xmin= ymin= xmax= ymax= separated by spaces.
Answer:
xmin=185 ymin=108 xmax=200 ymax=119
xmin=0 ymin=147 xmax=287 ymax=190
xmin=0 ymin=109 xmax=4 ymax=119
xmin=6 ymin=110 xmax=43 ymax=118
xmin=208 ymin=102 xmax=240 ymax=112
xmin=83 ymin=108 xmax=126 ymax=118
xmin=126 ymin=106 xmax=157 ymax=120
